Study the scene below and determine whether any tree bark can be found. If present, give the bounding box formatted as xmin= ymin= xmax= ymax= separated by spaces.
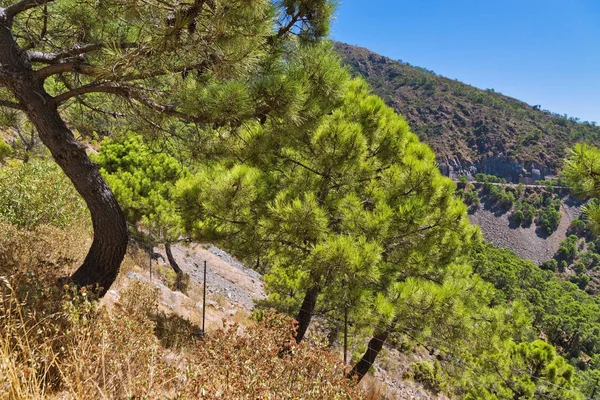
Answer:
xmin=0 ymin=13 xmax=128 ymax=296
xmin=165 ymin=242 xmax=184 ymax=290
xmin=347 ymin=330 xmax=389 ymax=382
xmin=295 ymin=286 xmax=320 ymax=344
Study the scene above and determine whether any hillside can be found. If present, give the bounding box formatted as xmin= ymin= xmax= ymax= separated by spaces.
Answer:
xmin=334 ymin=42 xmax=600 ymax=182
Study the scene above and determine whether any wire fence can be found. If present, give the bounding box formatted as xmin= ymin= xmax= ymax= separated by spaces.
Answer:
xmin=293 ymin=301 xmax=598 ymax=399
xmin=125 ymin=223 xmax=208 ymax=336
xmin=121 ymin=226 xmax=597 ymax=398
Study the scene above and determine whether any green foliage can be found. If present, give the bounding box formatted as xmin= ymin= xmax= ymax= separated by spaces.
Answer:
xmin=463 ymin=189 xmax=480 ymax=208
xmin=539 ymin=201 xmax=561 ymax=234
xmin=93 ymin=134 xmax=188 ymax=240
xmin=475 ymin=173 xmax=507 ymax=184
xmin=464 ymin=340 xmax=582 ymax=400
xmin=177 ymin=64 xmax=480 ymax=380
xmin=483 ymin=183 xmax=515 ymax=209
xmin=557 ymin=235 xmax=579 ymax=262
xmin=0 ymin=136 xmax=11 ymax=162
xmin=569 ymin=273 xmax=590 ymax=290
xmin=541 ymin=259 xmax=558 ymax=271
xmin=521 ymin=202 xmax=536 ymax=225
xmin=473 ymin=243 xmax=600 ymax=362
xmin=563 ymin=144 xmax=600 ymax=237
xmin=511 ymin=209 xmax=524 ymax=225
xmin=405 ymin=361 xmax=441 ymax=393
xmin=0 ymin=159 xmax=87 ymax=228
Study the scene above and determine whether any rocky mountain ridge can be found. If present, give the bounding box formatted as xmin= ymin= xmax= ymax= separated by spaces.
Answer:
xmin=334 ymin=42 xmax=600 ymax=182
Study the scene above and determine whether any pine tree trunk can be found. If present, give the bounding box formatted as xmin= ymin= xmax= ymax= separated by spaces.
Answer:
xmin=0 ymin=16 xmax=128 ymax=296
xmin=295 ymin=286 xmax=320 ymax=344
xmin=347 ymin=330 xmax=389 ymax=382
xmin=165 ymin=242 xmax=184 ymax=290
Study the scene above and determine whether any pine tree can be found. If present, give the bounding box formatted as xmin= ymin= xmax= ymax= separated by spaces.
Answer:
xmin=176 ymin=49 xmax=479 ymax=374
xmin=0 ymin=0 xmax=335 ymax=294
xmin=563 ymin=143 xmax=600 ymax=235
xmin=93 ymin=134 xmax=188 ymax=284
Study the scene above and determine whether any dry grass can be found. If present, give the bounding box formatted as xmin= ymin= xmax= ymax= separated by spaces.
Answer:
xmin=0 ymin=222 xmax=365 ymax=399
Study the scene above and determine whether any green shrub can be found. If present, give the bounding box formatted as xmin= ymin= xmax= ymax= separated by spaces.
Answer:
xmin=541 ymin=259 xmax=558 ymax=271
xmin=569 ymin=273 xmax=590 ymax=290
xmin=557 ymin=236 xmax=579 ymax=261
xmin=405 ymin=361 xmax=441 ymax=393
xmin=574 ymin=262 xmax=586 ymax=275
xmin=511 ymin=209 xmax=524 ymax=224
xmin=463 ymin=190 xmax=480 ymax=207
xmin=474 ymin=173 xmax=507 ymax=184
xmin=0 ymin=159 xmax=87 ymax=228
xmin=0 ymin=137 xmax=11 ymax=162
xmin=521 ymin=203 xmax=536 ymax=225
xmin=539 ymin=204 xmax=561 ymax=234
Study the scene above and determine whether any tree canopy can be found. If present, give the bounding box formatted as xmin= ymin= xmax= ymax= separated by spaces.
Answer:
xmin=0 ymin=0 xmax=337 ymax=293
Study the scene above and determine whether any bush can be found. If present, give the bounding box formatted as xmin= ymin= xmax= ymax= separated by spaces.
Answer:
xmin=0 ymin=159 xmax=88 ymax=228
xmin=521 ymin=203 xmax=536 ymax=225
xmin=541 ymin=259 xmax=558 ymax=271
xmin=539 ymin=204 xmax=561 ymax=234
xmin=463 ymin=190 xmax=480 ymax=208
xmin=474 ymin=173 xmax=507 ymax=184
xmin=574 ymin=262 xmax=586 ymax=275
xmin=557 ymin=235 xmax=578 ymax=261
xmin=0 ymin=137 xmax=11 ymax=162
xmin=569 ymin=273 xmax=590 ymax=290
xmin=511 ymin=209 xmax=524 ymax=224
xmin=0 ymin=273 xmax=363 ymax=399
xmin=570 ymin=218 xmax=586 ymax=234
xmin=559 ymin=260 xmax=568 ymax=272
xmin=404 ymin=361 xmax=441 ymax=393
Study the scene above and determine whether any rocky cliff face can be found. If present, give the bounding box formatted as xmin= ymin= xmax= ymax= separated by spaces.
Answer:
xmin=439 ymin=155 xmax=550 ymax=183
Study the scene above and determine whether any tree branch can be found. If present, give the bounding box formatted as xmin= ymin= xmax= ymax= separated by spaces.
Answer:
xmin=0 ymin=99 xmax=25 ymax=110
xmin=36 ymin=62 xmax=96 ymax=80
xmin=28 ymin=43 xmax=138 ymax=64
xmin=52 ymin=83 xmax=128 ymax=105
xmin=5 ymin=0 xmax=52 ymax=23
xmin=277 ymin=12 xmax=300 ymax=37
xmin=52 ymin=82 xmax=211 ymax=124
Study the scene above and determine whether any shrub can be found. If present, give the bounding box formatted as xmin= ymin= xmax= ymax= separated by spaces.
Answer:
xmin=463 ymin=190 xmax=480 ymax=208
xmin=569 ymin=274 xmax=590 ymax=290
xmin=539 ymin=204 xmax=561 ymax=234
xmin=574 ymin=262 xmax=586 ymax=275
xmin=557 ymin=235 xmax=578 ymax=261
xmin=404 ymin=361 xmax=441 ymax=393
xmin=0 ymin=273 xmax=363 ymax=399
xmin=0 ymin=137 xmax=11 ymax=162
xmin=541 ymin=259 xmax=558 ymax=271
xmin=511 ymin=209 xmax=524 ymax=225
xmin=0 ymin=159 xmax=88 ymax=228
xmin=521 ymin=203 xmax=536 ymax=225
xmin=559 ymin=260 xmax=568 ymax=272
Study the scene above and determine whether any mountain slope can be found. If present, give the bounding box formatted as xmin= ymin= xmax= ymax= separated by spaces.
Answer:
xmin=334 ymin=42 xmax=600 ymax=182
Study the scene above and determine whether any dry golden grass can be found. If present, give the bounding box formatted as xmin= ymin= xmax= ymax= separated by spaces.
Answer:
xmin=0 ymin=222 xmax=366 ymax=400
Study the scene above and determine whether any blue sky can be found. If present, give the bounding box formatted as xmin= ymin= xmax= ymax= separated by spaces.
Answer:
xmin=331 ymin=0 xmax=600 ymax=123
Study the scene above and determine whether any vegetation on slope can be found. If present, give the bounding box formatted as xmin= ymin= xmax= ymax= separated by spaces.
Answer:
xmin=457 ymin=174 xmax=564 ymax=234
xmin=2 ymin=2 xmax=600 ymax=397
xmin=334 ymin=42 xmax=600 ymax=178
